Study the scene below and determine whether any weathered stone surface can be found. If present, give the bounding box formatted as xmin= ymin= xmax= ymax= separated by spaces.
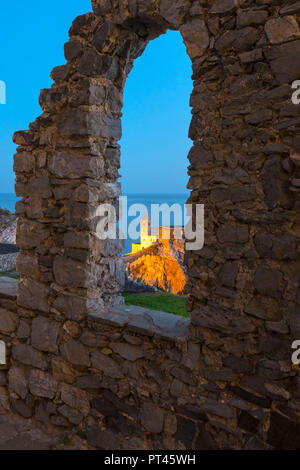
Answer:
xmin=12 ymin=344 xmax=48 ymax=370
xmin=265 ymin=17 xmax=300 ymax=44
xmin=64 ymin=38 xmax=82 ymax=61
xmin=7 ymin=0 xmax=300 ymax=451
xmin=253 ymin=265 xmax=284 ymax=299
xmin=0 ymin=308 xmax=17 ymax=334
xmin=264 ymin=40 xmax=300 ymax=84
xmin=60 ymin=383 xmax=90 ymax=415
xmin=58 ymin=109 xmax=121 ymax=140
xmin=18 ymin=279 xmax=49 ymax=313
xmin=58 ymin=405 xmax=83 ymax=425
xmin=8 ymin=366 xmax=27 ymax=400
xmin=110 ymin=342 xmax=145 ymax=361
xmin=31 ymin=317 xmax=59 ymax=353
xmin=180 ymin=19 xmax=209 ymax=59
xmin=61 ymin=339 xmax=90 ymax=367
xmin=49 ymin=152 xmax=104 ymax=179
xmin=141 ymin=403 xmax=164 ymax=433
xmin=87 ymin=427 xmax=119 ymax=450
xmin=28 ymin=369 xmax=57 ymax=399
xmin=237 ymin=10 xmax=268 ymax=28
xmin=91 ymin=351 xmax=123 ymax=379
xmin=53 ymin=256 xmax=98 ymax=289
xmin=268 ymin=412 xmax=300 ymax=450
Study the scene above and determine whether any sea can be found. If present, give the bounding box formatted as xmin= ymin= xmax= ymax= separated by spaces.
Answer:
xmin=0 ymin=193 xmax=189 ymax=254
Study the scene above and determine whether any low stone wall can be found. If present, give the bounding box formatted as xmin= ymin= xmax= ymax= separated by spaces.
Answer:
xmin=1 ymin=277 xmax=300 ymax=450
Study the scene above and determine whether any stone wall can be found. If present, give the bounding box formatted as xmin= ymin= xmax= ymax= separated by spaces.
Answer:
xmin=0 ymin=0 xmax=300 ymax=450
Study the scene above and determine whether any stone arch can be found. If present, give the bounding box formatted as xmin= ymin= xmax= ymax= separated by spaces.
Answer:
xmin=5 ymin=0 xmax=300 ymax=449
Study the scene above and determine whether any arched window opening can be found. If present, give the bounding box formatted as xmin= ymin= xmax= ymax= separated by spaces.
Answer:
xmin=119 ymin=31 xmax=193 ymax=318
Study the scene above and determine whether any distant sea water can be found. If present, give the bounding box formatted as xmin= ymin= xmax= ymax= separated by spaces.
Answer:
xmin=0 ymin=193 xmax=189 ymax=254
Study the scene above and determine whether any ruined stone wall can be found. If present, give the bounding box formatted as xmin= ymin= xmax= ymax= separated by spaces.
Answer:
xmin=0 ymin=0 xmax=300 ymax=450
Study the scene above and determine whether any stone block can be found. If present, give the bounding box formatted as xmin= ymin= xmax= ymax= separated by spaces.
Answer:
xmin=29 ymin=369 xmax=57 ymax=399
xmin=31 ymin=317 xmax=59 ymax=353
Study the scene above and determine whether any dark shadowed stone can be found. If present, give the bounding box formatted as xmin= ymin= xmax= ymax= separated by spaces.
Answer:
xmin=188 ymin=144 xmax=213 ymax=167
xmin=217 ymin=225 xmax=249 ymax=244
xmin=175 ymin=416 xmax=196 ymax=449
xmin=28 ymin=369 xmax=57 ymax=399
xmin=289 ymin=307 xmax=300 ymax=338
xmin=176 ymin=405 xmax=208 ymax=423
xmin=223 ymin=355 xmax=252 ymax=372
xmin=12 ymin=344 xmax=48 ymax=370
xmin=238 ymin=411 xmax=259 ymax=434
xmin=64 ymin=38 xmax=82 ymax=61
xmin=210 ymin=0 xmax=237 ymax=15
xmin=268 ymin=412 xmax=300 ymax=450
xmin=11 ymin=399 xmax=33 ymax=419
xmin=91 ymin=351 xmax=123 ymax=379
xmin=53 ymin=256 xmax=98 ymax=289
xmin=201 ymin=399 xmax=235 ymax=419
xmin=49 ymin=152 xmax=104 ymax=179
xmin=61 ymin=338 xmax=90 ymax=367
xmin=76 ymin=375 xmax=102 ymax=390
xmin=261 ymin=157 xmax=292 ymax=210
xmin=91 ymin=396 xmax=118 ymax=417
xmin=265 ymin=17 xmax=300 ymax=45
xmin=263 ymin=143 xmax=289 ymax=154
xmin=244 ymin=296 xmax=282 ymax=321
xmin=31 ymin=317 xmax=59 ymax=353
xmin=237 ymin=10 xmax=268 ymax=27
xmin=229 ymin=386 xmax=271 ymax=408
xmin=218 ymin=261 xmax=239 ymax=288
xmin=58 ymin=405 xmax=83 ymax=425
xmin=259 ymin=334 xmax=291 ymax=361
xmin=110 ymin=342 xmax=145 ymax=362
xmin=141 ymin=403 xmax=164 ymax=433
xmin=18 ymin=279 xmax=49 ymax=313
xmin=8 ymin=366 xmax=27 ymax=400
xmin=0 ymin=308 xmax=17 ymax=335
xmin=58 ymin=109 xmax=121 ymax=140
xmin=53 ymin=293 xmax=103 ymax=321
xmin=87 ymin=427 xmax=120 ymax=450
xmin=92 ymin=22 xmax=113 ymax=52
xmin=180 ymin=19 xmax=209 ymax=59
xmin=199 ymin=368 xmax=238 ymax=382
xmin=195 ymin=430 xmax=217 ymax=450
xmin=60 ymin=383 xmax=90 ymax=415
xmin=264 ymin=40 xmax=300 ymax=84
xmin=253 ymin=264 xmax=284 ymax=299
xmin=281 ymin=2 xmax=300 ymax=15
xmin=77 ymin=50 xmax=120 ymax=81
xmin=192 ymin=305 xmax=254 ymax=335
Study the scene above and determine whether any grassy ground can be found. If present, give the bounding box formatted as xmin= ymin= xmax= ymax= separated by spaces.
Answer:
xmin=0 ymin=272 xmax=19 ymax=279
xmin=123 ymin=292 xmax=189 ymax=318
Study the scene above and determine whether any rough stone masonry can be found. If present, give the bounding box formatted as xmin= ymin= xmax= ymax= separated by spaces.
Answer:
xmin=0 ymin=0 xmax=299 ymax=450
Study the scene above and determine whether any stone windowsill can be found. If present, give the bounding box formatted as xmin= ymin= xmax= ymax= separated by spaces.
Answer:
xmin=88 ymin=305 xmax=190 ymax=342
xmin=0 ymin=276 xmax=18 ymax=300
xmin=0 ymin=277 xmax=190 ymax=341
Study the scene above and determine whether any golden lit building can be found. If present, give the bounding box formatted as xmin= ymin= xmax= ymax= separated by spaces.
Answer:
xmin=131 ymin=212 xmax=184 ymax=254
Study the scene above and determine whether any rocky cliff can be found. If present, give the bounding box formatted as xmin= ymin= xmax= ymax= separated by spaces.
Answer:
xmin=124 ymin=239 xmax=186 ymax=295
xmin=0 ymin=207 xmax=17 ymax=244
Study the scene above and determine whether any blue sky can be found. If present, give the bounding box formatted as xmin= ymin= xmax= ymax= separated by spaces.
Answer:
xmin=0 ymin=0 xmax=192 ymax=194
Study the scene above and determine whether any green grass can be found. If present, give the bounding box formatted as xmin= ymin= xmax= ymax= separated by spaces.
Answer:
xmin=123 ymin=292 xmax=189 ymax=318
xmin=0 ymin=272 xmax=19 ymax=279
